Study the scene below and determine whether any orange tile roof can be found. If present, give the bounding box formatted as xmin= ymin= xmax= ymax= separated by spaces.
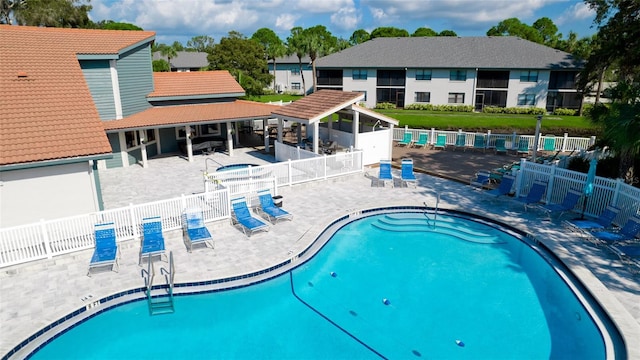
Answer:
xmin=271 ymin=90 xmax=364 ymax=122
xmin=103 ymin=100 xmax=279 ymax=130
xmin=149 ymin=71 xmax=245 ymax=98
xmin=0 ymin=25 xmax=155 ymax=167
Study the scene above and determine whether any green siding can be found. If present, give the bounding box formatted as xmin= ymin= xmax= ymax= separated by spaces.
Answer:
xmin=93 ymin=161 xmax=105 ymax=211
xmin=146 ymin=143 xmax=158 ymax=158
xmin=80 ymin=60 xmax=116 ymax=120
xmin=128 ymin=148 xmax=142 ymax=166
xmin=160 ymin=128 xmax=179 ymax=153
xmin=117 ymin=44 xmax=153 ymax=117
xmin=105 ymin=133 xmax=123 ymax=169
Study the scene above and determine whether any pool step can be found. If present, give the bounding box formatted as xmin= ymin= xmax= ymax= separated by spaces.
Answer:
xmin=372 ymin=218 xmax=504 ymax=245
xmin=149 ymin=294 xmax=175 ymax=315
xmin=380 ymin=215 xmax=500 ymax=238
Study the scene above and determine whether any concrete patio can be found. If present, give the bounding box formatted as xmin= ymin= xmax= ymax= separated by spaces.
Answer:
xmin=1 ymin=147 xmax=639 ymax=358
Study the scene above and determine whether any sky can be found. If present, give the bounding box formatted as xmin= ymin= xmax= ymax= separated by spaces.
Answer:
xmin=89 ymin=0 xmax=599 ymax=46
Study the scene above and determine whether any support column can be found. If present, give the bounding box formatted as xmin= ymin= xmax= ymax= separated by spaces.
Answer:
xmin=277 ymin=119 xmax=284 ymax=143
xmin=388 ymin=123 xmax=395 ymax=161
xmin=263 ymin=118 xmax=270 ymax=153
xmin=327 ymin=115 xmax=333 ymax=140
xmin=352 ymin=110 xmax=360 ymax=149
xmin=313 ymin=122 xmax=320 ymax=153
xmin=139 ymin=129 xmax=148 ymax=168
xmin=185 ymin=125 xmax=194 ymax=163
xmin=226 ymin=121 xmax=234 ymax=157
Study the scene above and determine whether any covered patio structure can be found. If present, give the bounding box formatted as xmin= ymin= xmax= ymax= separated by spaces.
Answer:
xmin=270 ymin=90 xmax=398 ymax=165
xmin=102 ymin=100 xmax=279 ymax=168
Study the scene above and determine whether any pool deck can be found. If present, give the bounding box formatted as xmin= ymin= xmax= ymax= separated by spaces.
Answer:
xmin=1 ymin=148 xmax=639 ymax=358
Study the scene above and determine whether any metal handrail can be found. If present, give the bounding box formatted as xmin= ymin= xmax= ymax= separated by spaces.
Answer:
xmin=141 ymin=257 xmax=155 ymax=294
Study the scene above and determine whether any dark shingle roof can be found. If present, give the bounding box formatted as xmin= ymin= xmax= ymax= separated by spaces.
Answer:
xmin=152 ymin=51 xmax=208 ymax=69
xmin=316 ymin=36 xmax=581 ymax=70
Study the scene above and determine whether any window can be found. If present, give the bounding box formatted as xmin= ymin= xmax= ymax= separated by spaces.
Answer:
xmin=352 ymin=69 xmax=367 ymax=80
xmin=517 ymin=94 xmax=536 ymax=106
xmin=291 ymin=82 xmax=301 ymax=90
xmin=415 ymin=92 xmax=431 ymax=102
xmin=145 ymin=129 xmax=156 ymax=143
xmin=125 ymin=130 xmax=140 ymax=149
xmin=449 ymin=70 xmax=467 ymax=81
xmin=199 ymin=124 xmax=220 ymax=136
xmin=520 ymin=71 xmax=539 ymax=82
xmin=317 ymin=69 xmax=343 ymax=86
xmin=376 ymin=70 xmax=406 ymax=86
xmin=416 ymin=69 xmax=432 ymax=80
xmin=291 ymin=68 xmax=300 ymax=75
xmin=477 ymin=70 xmax=509 ymax=88
xmin=549 ymin=71 xmax=578 ymax=89
xmin=448 ymin=93 xmax=465 ymax=104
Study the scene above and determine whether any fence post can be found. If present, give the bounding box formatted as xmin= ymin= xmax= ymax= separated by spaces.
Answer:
xmin=512 ymin=132 xmax=517 ymax=150
xmin=612 ymin=178 xmax=623 ymax=205
xmin=546 ymin=165 xmax=556 ymax=204
xmin=181 ymin=194 xmax=187 ymax=210
xmin=562 ymin=133 xmax=569 ymax=152
xmin=323 ymin=154 xmax=328 ymax=180
xmin=431 ymin=128 xmax=435 ymax=146
xmin=288 ymin=159 xmax=293 ymax=186
xmin=515 ymin=158 xmax=526 ymax=197
xmin=129 ymin=203 xmax=138 ymax=240
xmin=590 ymin=136 xmax=596 ymax=147
xmin=486 ymin=130 xmax=491 ymax=147
xmin=40 ymin=219 xmax=53 ymax=259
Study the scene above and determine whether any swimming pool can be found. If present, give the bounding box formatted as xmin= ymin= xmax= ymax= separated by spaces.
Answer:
xmin=216 ymin=163 xmax=258 ymax=172
xmin=22 ymin=209 xmax=621 ymax=359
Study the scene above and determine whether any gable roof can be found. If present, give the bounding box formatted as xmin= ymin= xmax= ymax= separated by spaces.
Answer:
xmin=152 ymin=51 xmax=208 ymax=69
xmin=271 ymin=90 xmax=365 ymax=124
xmin=316 ymin=36 xmax=581 ymax=70
xmin=0 ymin=25 xmax=155 ymax=167
xmin=103 ymin=100 xmax=278 ymax=131
xmin=148 ymin=71 xmax=245 ymax=100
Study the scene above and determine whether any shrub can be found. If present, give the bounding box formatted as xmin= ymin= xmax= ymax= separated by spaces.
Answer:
xmin=553 ymin=108 xmax=577 ymax=116
xmin=405 ymin=104 xmax=473 ymax=112
xmin=482 ymin=106 xmax=546 ymax=115
xmin=375 ymin=102 xmax=397 ymax=109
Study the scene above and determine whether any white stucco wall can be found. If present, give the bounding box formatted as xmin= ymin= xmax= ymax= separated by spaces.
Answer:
xmin=0 ymin=162 xmax=99 ymax=227
xmin=342 ymin=69 xmax=378 ymax=108
xmin=506 ymin=70 xmax=550 ymax=108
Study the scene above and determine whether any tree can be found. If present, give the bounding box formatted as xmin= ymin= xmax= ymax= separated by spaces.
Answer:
xmin=302 ymin=25 xmax=338 ymax=93
xmin=187 ymin=35 xmax=215 ymax=54
xmin=95 ymin=20 xmax=143 ymax=31
xmin=487 ymin=18 xmax=543 ymax=43
xmin=156 ymin=43 xmax=178 ymax=70
xmin=370 ymin=26 xmax=409 ymax=39
xmin=335 ymin=37 xmax=350 ymax=51
xmin=11 ymin=0 xmax=93 ymax=28
xmin=152 ymin=59 xmax=170 ymax=72
xmin=438 ymin=30 xmax=458 ymax=37
xmin=532 ymin=17 xmax=560 ymax=47
xmin=251 ymin=28 xmax=286 ymax=91
xmin=581 ymin=0 xmax=640 ymax=182
xmin=286 ymin=26 xmax=308 ymax=95
xmin=208 ymin=31 xmax=272 ymax=96
xmin=349 ymin=29 xmax=370 ymax=44
xmin=1 ymin=0 xmax=26 ymax=24
xmin=412 ymin=27 xmax=437 ymax=37
xmin=171 ymin=41 xmax=184 ymax=52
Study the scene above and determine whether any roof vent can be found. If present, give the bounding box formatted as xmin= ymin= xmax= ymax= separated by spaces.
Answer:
xmin=17 ymin=71 xmax=28 ymax=78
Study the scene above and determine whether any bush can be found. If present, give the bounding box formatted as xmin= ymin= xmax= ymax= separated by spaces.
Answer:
xmin=375 ymin=102 xmax=397 ymax=109
xmin=482 ymin=106 xmax=546 ymax=115
xmin=553 ymin=108 xmax=577 ymax=116
xmin=404 ymin=104 xmax=473 ymax=112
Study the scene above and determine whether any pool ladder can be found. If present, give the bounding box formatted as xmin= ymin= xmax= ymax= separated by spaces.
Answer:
xmin=141 ymin=251 xmax=175 ymax=315
xmin=423 ymin=192 xmax=440 ymax=227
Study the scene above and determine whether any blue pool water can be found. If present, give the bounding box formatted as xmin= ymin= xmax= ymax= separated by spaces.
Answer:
xmin=29 ymin=211 xmax=611 ymax=359
xmin=216 ymin=163 xmax=258 ymax=172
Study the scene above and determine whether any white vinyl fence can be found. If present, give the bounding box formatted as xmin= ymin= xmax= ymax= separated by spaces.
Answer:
xmin=394 ymin=127 xmax=596 ymax=153
xmin=0 ymin=153 xmax=364 ymax=268
xmin=517 ymin=159 xmax=640 ymax=225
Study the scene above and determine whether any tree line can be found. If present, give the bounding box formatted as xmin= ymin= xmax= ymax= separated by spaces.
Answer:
xmin=2 ymin=0 xmax=638 ymax=182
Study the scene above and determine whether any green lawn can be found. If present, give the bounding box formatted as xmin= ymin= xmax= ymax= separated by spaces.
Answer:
xmin=245 ymin=95 xmax=599 ymax=136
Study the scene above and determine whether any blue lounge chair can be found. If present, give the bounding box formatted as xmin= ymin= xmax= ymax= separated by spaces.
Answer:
xmin=378 ymin=159 xmax=394 ymax=187
xmin=485 ymin=174 xmax=515 ymax=197
xmin=470 ymin=134 xmax=486 ymax=153
xmin=182 ymin=208 xmax=214 ymax=252
xmin=470 ymin=170 xmax=490 ymax=189
xmin=494 ymin=138 xmax=508 ymax=155
xmin=413 ymin=133 xmax=429 ymax=149
xmin=589 ymin=216 xmax=640 ymax=246
xmin=516 ymin=138 xmax=530 ymax=156
xmin=434 ymin=134 xmax=447 ymax=150
xmin=231 ymin=197 xmax=270 ymax=236
xmin=87 ymin=222 xmax=119 ymax=276
xmin=400 ymin=158 xmax=417 ymax=188
xmin=538 ymin=189 xmax=582 ymax=219
xmin=453 ymin=134 xmax=466 ymax=151
xmin=565 ymin=205 xmax=620 ymax=233
xmin=608 ymin=244 xmax=640 ymax=274
xmin=397 ymin=132 xmax=413 ymax=147
xmin=543 ymin=135 xmax=556 ymax=152
xmin=515 ymin=180 xmax=547 ymax=210
xmin=139 ymin=216 xmax=167 ymax=265
xmin=257 ymin=189 xmax=293 ymax=224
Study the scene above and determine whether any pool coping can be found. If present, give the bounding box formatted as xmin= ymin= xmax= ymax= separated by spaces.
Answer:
xmin=6 ymin=205 xmax=637 ymax=359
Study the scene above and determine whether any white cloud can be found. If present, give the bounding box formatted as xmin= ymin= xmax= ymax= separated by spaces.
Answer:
xmin=331 ymin=6 xmax=360 ymax=31
xmin=370 ymin=7 xmax=385 ymax=21
xmin=275 ymin=14 xmax=299 ymax=31
xmin=556 ymin=2 xmax=595 ymax=25
xmin=294 ymin=0 xmax=354 ymax=14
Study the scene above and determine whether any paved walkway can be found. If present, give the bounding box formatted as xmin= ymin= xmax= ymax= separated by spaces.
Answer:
xmin=1 ymin=148 xmax=639 ymax=358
